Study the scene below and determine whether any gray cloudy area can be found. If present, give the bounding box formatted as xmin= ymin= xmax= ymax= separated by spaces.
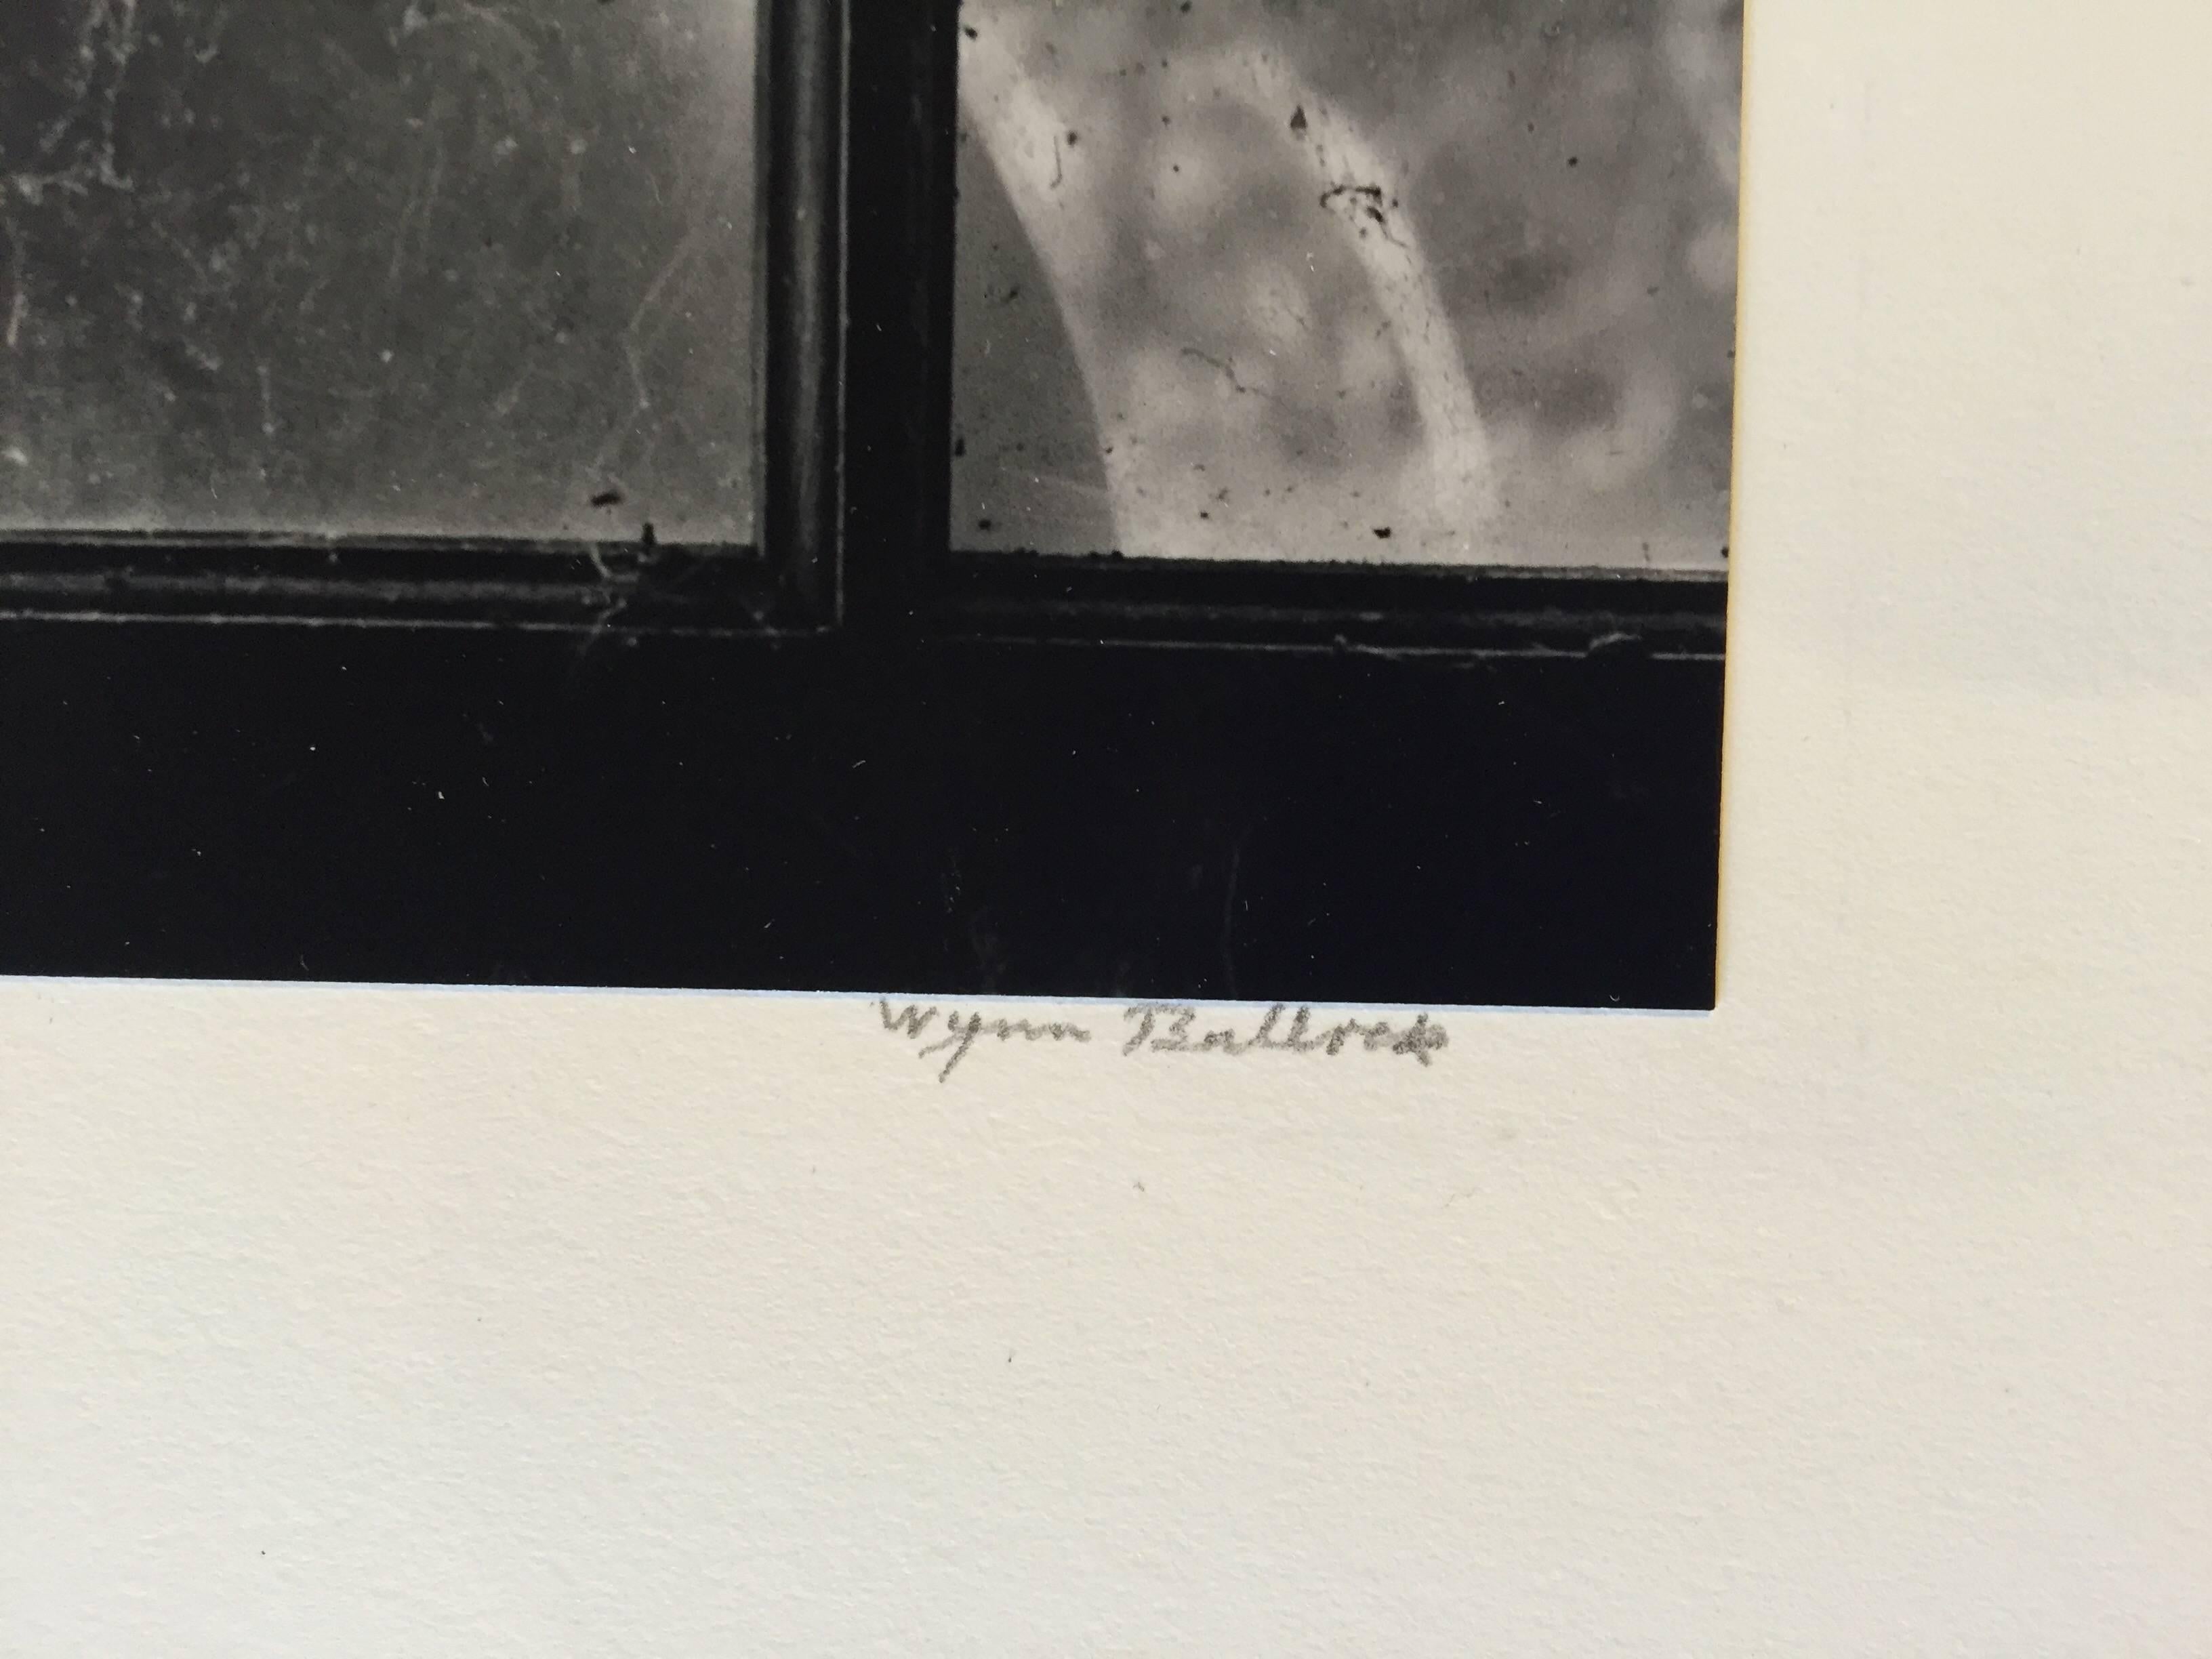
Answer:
xmin=1 ymin=0 xmax=757 ymax=542
xmin=955 ymin=0 xmax=1743 ymax=567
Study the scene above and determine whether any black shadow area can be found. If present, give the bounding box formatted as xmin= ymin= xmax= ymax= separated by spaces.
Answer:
xmin=0 ymin=621 xmax=1721 ymax=1007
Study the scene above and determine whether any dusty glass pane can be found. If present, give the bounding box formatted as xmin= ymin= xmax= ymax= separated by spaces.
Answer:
xmin=1 ymin=0 xmax=757 ymax=543
xmin=954 ymin=0 xmax=1742 ymax=567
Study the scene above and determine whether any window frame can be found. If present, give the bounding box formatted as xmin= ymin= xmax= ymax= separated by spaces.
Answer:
xmin=0 ymin=0 xmax=1728 ymax=1010
xmin=0 ymin=0 xmax=1727 ymax=661
xmin=843 ymin=1 xmax=1729 ymax=659
xmin=0 ymin=0 xmax=831 ymax=638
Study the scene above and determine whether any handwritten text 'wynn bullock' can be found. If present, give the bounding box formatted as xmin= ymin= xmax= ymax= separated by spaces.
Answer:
xmin=880 ymin=1001 xmax=1449 ymax=1082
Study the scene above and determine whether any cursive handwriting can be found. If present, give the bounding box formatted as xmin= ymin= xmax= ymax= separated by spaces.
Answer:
xmin=1121 ymin=1003 xmax=1448 ymax=1065
xmin=879 ymin=1001 xmax=1095 ymax=1081
xmin=878 ymin=1000 xmax=1446 ymax=1081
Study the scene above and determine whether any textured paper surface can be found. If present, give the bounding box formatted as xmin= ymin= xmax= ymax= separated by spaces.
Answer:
xmin=6 ymin=1 xmax=2212 ymax=1649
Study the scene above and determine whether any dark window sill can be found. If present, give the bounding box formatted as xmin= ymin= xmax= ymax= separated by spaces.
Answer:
xmin=0 ymin=535 xmax=792 ymax=635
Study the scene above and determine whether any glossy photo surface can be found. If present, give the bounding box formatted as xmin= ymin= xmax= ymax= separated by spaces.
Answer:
xmin=1 ymin=0 xmax=758 ymax=544
xmin=954 ymin=0 xmax=1742 ymax=566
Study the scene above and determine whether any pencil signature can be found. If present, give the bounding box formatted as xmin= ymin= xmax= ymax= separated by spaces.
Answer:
xmin=878 ymin=1000 xmax=1448 ymax=1082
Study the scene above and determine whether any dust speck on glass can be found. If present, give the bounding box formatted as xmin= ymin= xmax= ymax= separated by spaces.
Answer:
xmin=1 ymin=0 xmax=757 ymax=543
xmin=955 ymin=0 xmax=1742 ymax=567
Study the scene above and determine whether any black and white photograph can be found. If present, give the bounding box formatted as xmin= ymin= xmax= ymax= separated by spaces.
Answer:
xmin=19 ymin=7 xmax=2212 ymax=1651
xmin=1 ymin=0 xmax=1741 ymax=1008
